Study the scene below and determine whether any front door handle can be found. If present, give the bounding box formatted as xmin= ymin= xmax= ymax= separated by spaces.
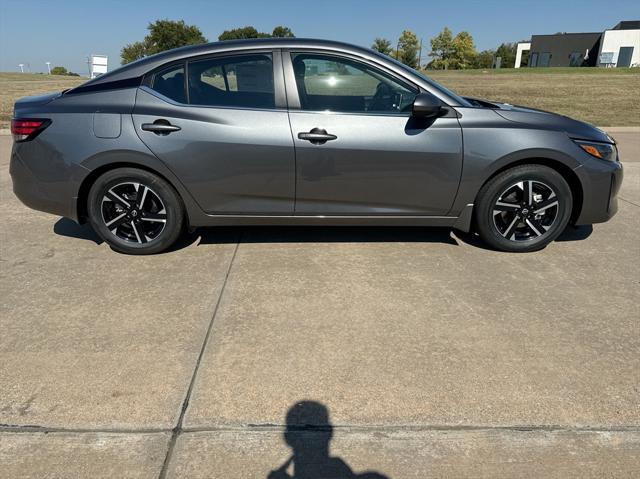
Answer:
xmin=297 ymin=128 xmax=337 ymax=145
xmin=141 ymin=120 xmax=181 ymax=135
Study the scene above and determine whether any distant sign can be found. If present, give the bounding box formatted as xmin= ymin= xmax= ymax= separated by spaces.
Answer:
xmin=599 ymin=52 xmax=615 ymax=64
xmin=90 ymin=55 xmax=108 ymax=78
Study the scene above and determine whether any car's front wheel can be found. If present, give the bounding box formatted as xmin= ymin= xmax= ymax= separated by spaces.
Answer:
xmin=87 ymin=167 xmax=184 ymax=254
xmin=475 ymin=165 xmax=573 ymax=252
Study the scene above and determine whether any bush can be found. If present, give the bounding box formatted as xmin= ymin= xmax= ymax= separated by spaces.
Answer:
xmin=50 ymin=66 xmax=68 ymax=76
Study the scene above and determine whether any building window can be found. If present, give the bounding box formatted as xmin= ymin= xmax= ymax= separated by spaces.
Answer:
xmin=539 ymin=52 xmax=552 ymax=67
xmin=569 ymin=52 xmax=582 ymax=67
xmin=617 ymin=47 xmax=635 ymax=68
xmin=529 ymin=52 xmax=539 ymax=67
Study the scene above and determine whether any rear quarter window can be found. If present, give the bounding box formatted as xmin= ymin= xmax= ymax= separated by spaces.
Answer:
xmin=152 ymin=64 xmax=186 ymax=103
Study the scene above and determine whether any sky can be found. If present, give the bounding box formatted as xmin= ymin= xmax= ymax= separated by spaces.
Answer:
xmin=1 ymin=0 xmax=638 ymax=73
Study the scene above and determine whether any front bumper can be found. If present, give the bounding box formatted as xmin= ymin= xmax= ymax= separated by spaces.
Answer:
xmin=573 ymin=155 xmax=623 ymax=225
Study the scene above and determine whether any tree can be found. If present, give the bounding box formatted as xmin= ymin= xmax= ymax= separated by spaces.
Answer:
xmin=371 ymin=37 xmax=393 ymax=56
xmin=272 ymin=26 xmax=295 ymax=38
xmin=451 ymin=31 xmax=476 ymax=69
xmin=218 ymin=25 xmax=295 ymax=41
xmin=50 ymin=66 xmax=68 ymax=75
xmin=471 ymin=49 xmax=495 ymax=69
xmin=121 ymin=41 xmax=150 ymax=65
xmin=121 ymin=19 xmax=207 ymax=64
xmin=429 ymin=27 xmax=454 ymax=69
xmin=397 ymin=30 xmax=419 ymax=68
xmin=495 ymin=42 xmax=517 ymax=68
xmin=146 ymin=19 xmax=207 ymax=52
xmin=218 ymin=26 xmax=270 ymax=41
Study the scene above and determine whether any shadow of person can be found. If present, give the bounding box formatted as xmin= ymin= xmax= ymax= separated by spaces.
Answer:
xmin=268 ymin=401 xmax=389 ymax=479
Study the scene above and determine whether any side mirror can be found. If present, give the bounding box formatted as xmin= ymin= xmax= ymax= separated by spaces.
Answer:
xmin=412 ymin=93 xmax=444 ymax=119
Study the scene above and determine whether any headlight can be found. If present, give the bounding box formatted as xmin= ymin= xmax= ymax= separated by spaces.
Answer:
xmin=574 ymin=140 xmax=617 ymax=162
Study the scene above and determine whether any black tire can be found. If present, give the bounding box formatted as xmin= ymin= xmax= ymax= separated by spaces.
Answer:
xmin=87 ymin=167 xmax=184 ymax=254
xmin=475 ymin=165 xmax=572 ymax=252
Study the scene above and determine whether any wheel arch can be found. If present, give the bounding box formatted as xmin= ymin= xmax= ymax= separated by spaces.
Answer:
xmin=76 ymin=160 xmax=198 ymax=226
xmin=476 ymin=157 xmax=583 ymax=223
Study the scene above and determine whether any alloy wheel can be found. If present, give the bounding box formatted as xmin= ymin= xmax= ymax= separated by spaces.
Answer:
xmin=100 ymin=182 xmax=167 ymax=244
xmin=492 ymin=180 xmax=559 ymax=241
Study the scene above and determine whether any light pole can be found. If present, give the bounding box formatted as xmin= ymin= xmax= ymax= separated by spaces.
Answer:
xmin=46 ymin=62 xmax=51 ymax=75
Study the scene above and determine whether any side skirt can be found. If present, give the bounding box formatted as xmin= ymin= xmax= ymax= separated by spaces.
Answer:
xmin=191 ymin=204 xmax=475 ymax=233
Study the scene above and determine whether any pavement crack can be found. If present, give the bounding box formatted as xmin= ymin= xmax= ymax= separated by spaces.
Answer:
xmin=0 ymin=425 xmax=170 ymax=434
xmin=2 ymin=423 xmax=639 ymax=435
xmin=182 ymin=424 xmax=640 ymax=434
xmin=157 ymin=235 xmax=242 ymax=479
xmin=619 ymin=196 xmax=640 ymax=208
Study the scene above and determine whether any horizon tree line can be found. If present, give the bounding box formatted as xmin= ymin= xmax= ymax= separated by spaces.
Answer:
xmin=117 ymin=20 xmax=525 ymax=70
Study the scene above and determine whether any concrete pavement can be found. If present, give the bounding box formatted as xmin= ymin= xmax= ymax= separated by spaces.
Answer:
xmin=1 ymin=132 xmax=638 ymax=478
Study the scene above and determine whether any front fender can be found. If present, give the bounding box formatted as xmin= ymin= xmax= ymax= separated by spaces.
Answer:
xmin=451 ymin=108 xmax=584 ymax=215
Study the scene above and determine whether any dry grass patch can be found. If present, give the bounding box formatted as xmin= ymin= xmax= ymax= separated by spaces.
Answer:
xmin=1 ymin=68 xmax=639 ymax=128
xmin=428 ymin=68 xmax=640 ymax=126
xmin=0 ymin=73 xmax=85 ymax=128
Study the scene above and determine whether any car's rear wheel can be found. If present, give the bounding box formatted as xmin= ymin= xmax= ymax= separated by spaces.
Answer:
xmin=87 ymin=168 xmax=184 ymax=254
xmin=475 ymin=165 xmax=572 ymax=252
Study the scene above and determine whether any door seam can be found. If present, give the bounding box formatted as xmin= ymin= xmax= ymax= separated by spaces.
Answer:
xmin=280 ymin=49 xmax=298 ymax=214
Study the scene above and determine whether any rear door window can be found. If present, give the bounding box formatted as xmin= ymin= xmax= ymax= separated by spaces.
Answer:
xmin=187 ymin=53 xmax=275 ymax=109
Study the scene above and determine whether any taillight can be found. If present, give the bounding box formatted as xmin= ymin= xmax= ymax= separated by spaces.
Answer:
xmin=11 ymin=118 xmax=50 ymax=142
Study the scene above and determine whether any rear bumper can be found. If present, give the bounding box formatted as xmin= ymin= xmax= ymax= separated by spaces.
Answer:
xmin=574 ymin=157 xmax=623 ymax=225
xmin=10 ymin=141 xmax=84 ymax=221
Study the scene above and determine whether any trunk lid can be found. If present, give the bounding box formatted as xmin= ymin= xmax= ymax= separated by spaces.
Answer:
xmin=13 ymin=92 xmax=62 ymax=115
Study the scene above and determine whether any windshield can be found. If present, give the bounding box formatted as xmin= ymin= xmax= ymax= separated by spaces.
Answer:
xmin=377 ymin=53 xmax=473 ymax=107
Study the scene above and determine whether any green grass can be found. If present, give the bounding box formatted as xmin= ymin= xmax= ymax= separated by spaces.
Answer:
xmin=1 ymin=68 xmax=639 ymax=128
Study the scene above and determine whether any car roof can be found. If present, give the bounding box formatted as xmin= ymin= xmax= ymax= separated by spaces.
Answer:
xmin=80 ymin=38 xmax=376 ymax=86
xmin=71 ymin=38 xmax=469 ymax=106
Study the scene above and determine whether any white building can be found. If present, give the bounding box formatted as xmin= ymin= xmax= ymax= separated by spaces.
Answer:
xmin=597 ymin=22 xmax=640 ymax=67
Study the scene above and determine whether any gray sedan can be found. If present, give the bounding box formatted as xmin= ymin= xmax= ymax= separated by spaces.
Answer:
xmin=10 ymin=38 xmax=622 ymax=254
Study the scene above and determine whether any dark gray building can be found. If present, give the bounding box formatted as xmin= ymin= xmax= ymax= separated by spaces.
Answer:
xmin=525 ymin=20 xmax=640 ymax=68
xmin=529 ymin=32 xmax=602 ymax=67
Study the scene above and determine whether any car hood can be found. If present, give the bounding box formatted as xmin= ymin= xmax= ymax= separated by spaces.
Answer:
xmin=463 ymin=97 xmax=614 ymax=144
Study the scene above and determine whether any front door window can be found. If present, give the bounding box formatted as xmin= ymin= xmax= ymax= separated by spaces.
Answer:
xmin=291 ymin=53 xmax=418 ymax=114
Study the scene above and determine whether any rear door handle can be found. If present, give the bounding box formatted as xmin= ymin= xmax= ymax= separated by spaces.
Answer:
xmin=298 ymin=128 xmax=337 ymax=145
xmin=141 ymin=121 xmax=181 ymax=134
